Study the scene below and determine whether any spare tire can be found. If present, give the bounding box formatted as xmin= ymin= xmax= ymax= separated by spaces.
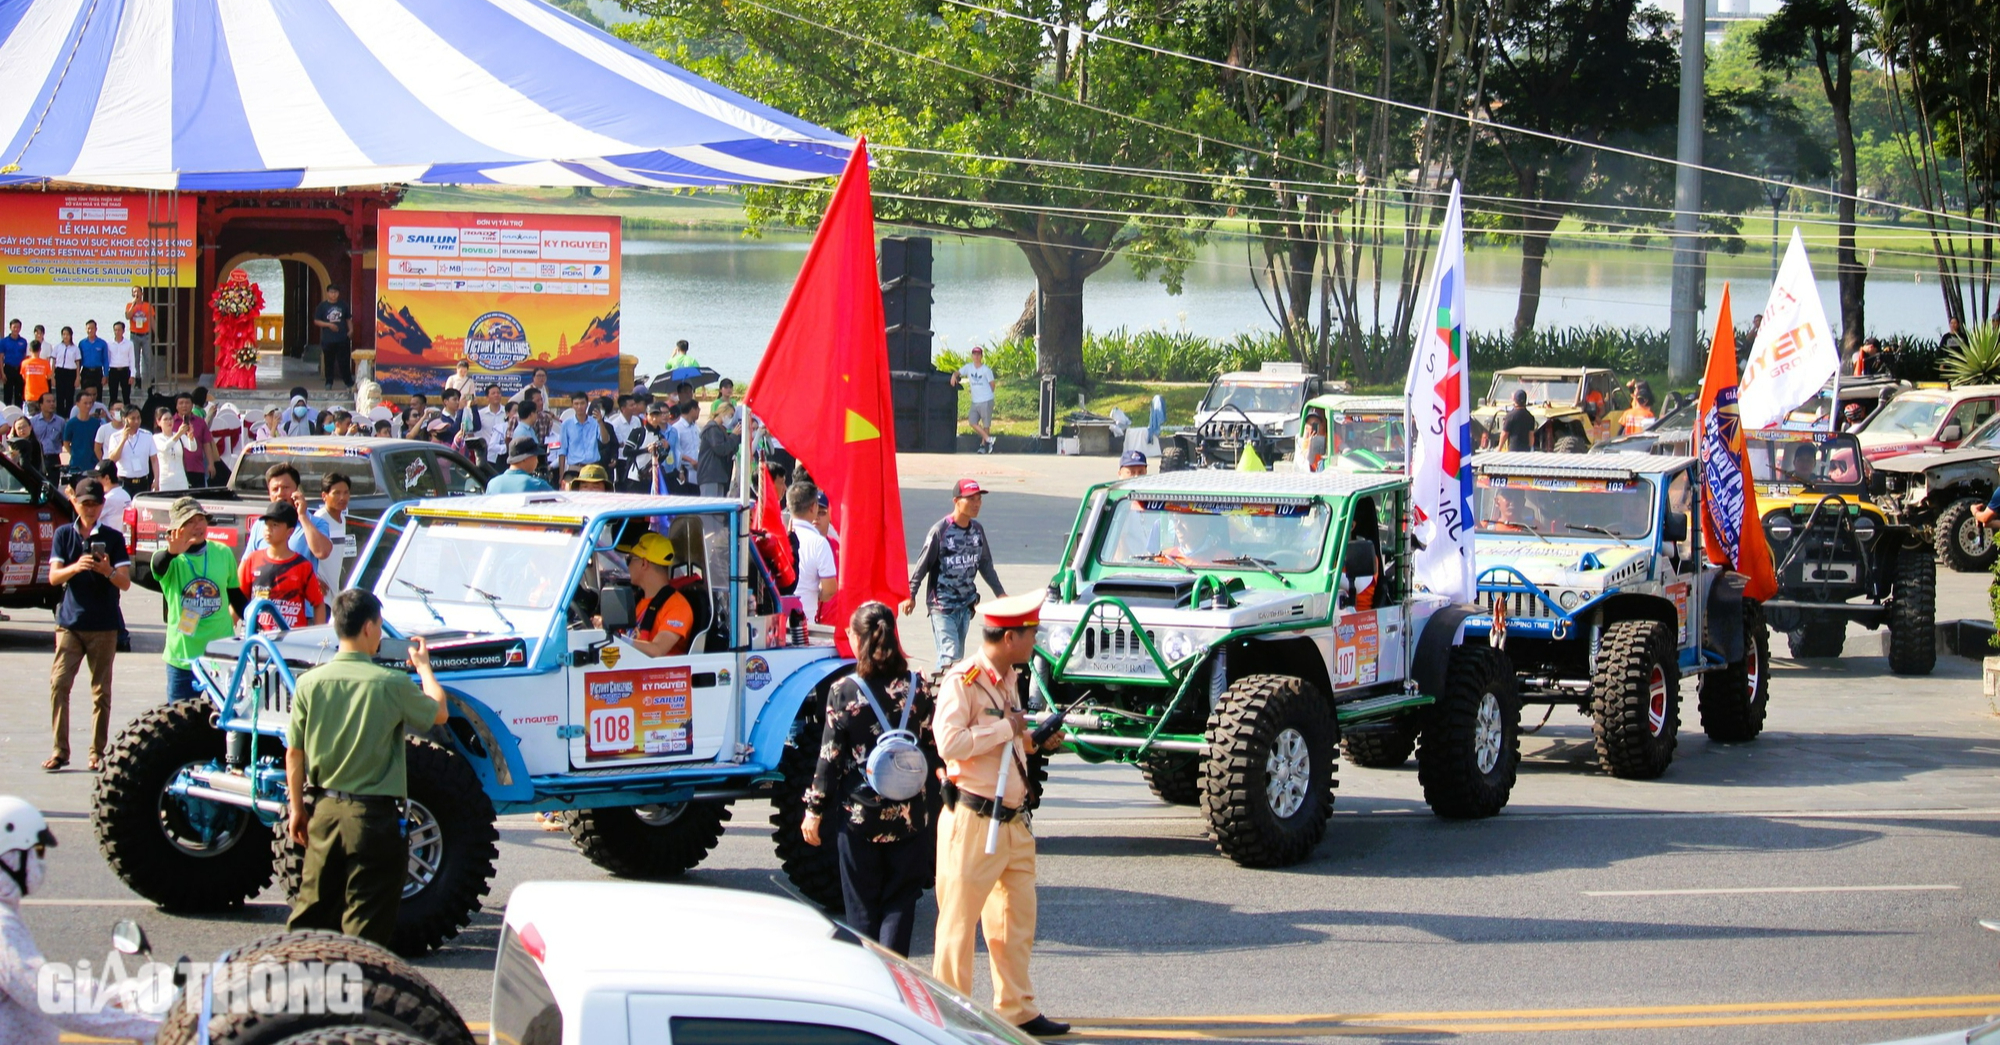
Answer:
xmin=155 ymin=931 xmax=472 ymax=1045
xmin=272 ymin=1029 xmax=432 ymax=1045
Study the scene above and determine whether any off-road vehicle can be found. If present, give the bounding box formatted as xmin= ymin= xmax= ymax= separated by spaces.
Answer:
xmin=1297 ymin=394 xmax=1406 ymax=473
xmin=1470 ymin=366 xmax=1622 ymax=453
xmin=1033 ymin=469 xmax=1520 ymax=868
xmin=1852 ymin=383 xmax=2000 ymax=461
xmin=1469 ymin=452 xmax=1770 ymax=779
xmin=93 ymin=491 xmax=862 ymax=955
xmin=1162 ymin=362 xmax=1324 ymax=470
xmin=1745 ymin=431 xmax=1936 ymax=672
xmin=1872 ymin=412 xmax=2000 ymax=572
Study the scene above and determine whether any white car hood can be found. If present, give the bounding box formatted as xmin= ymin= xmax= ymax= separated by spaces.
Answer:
xmin=1478 ymin=540 xmax=1650 ymax=591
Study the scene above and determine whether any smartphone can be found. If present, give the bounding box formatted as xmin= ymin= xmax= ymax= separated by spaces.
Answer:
xmin=88 ymin=541 xmax=105 ymax=558
xmin=377 ymin=637 xmax=413 ymax=662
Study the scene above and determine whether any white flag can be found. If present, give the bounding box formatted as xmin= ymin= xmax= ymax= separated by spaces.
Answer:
xmin=1403 ymin=182 xmax=1475 ymax=603
xmin=1739 ymin=229 xmax=1839 ymax=430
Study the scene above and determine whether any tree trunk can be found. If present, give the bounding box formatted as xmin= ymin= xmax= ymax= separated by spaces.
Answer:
xmin=1831 ymin=102 xmax=1866 ymax=351
xmin=1513 ymin=212 xmax=1562 ymax=340
xmin=1012 ymin=230 xmax=1117 ymax=386
xmin=1001 ymin=289 xmax=1037 ymax=343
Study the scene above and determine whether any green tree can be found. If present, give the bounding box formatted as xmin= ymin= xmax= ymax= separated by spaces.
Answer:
xmin=1751 ymin=0 xmax=1873 ymax=349
xmin=619 ymin=0 xmax=1246 ymax=385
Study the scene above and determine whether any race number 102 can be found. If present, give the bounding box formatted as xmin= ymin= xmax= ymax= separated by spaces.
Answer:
xmin=589 ymin=707 xmax=635 ymax=753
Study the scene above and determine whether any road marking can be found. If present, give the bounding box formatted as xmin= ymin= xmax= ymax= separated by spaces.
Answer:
xmin=1584 ymin=884 xmax=1961 ymax=897
xmin=21 ymin=899 xmax=290 ymax=907
xmin=1035 ymin=807 xmax=2000 ymax=826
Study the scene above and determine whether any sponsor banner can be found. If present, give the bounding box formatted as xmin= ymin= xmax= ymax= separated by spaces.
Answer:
xmin=583 ymin=666 xmax=692 ymax=761
xmin=379 ymin=639 xmax=527 ymax=673
xmin=374 ymin=211 xmax=620 ymax=397
xmin=0 ymin=192 xmax=197 ymax=286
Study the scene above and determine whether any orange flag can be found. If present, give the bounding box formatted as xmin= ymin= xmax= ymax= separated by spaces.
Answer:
xmin=744 ymin=140 xmax=908 ymax=650
xmin=1698 ymin=284 xmax=1779 ymax=601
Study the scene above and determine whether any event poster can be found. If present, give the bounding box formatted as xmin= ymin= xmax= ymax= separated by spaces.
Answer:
xmin=582 ymin=665 xmax=692 ymax=762
xmin=0 ymin=192 xmax=197 ymax=285
xmin=373 ymin=210 xmax=620 ymax=396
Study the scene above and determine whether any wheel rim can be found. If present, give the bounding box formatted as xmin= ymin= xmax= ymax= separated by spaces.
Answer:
xmin=1961 ymin=516 xmax=1991 ymax=558
xmin=1745 ymin=640 xmax=1763 ymax=704
xmin=1265 ymin=728 xmax=1311 ymax=819
xmin=1646 ymin=666 xmax=1669 ymax=737
xmin=157 ymin=762 xmax=250 ymax=857
xmin=403 ymin=799 xmax=443 ymax=898
xmin=633 ymin=803 xmax=687 ymax=827
xmin=1474 ymin=693 xmax=1504 ymax=775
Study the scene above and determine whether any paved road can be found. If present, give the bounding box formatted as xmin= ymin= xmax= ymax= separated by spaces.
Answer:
xmin=9 ymin=453 xmax=2000 ymax=1045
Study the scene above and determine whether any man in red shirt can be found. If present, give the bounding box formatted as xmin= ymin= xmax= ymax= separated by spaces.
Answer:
xmin=238 ymin=502 xmax=326 ymax=629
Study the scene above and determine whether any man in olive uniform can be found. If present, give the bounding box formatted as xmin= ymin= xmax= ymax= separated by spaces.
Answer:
xmin=933 ymin=592 xmax=1069 ymax=1037
xmin=284 ymin=589 xmax=449 ymax=947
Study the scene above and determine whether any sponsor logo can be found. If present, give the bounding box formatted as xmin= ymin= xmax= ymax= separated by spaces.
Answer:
xmin=589 ymin=678 xmax=636 ymax=703
xmin=744 ymin=655 xmax=771 ymax=690
xmin=464 ymin=311 xmax=531 ymax=370
xmin=180 ymin=577 xmax=223 ymax=619
xmin=599 ymin=645 xmax=622 ymax=668
xmin=511 ymin=714 xmax=559 ymax=726
xmin=8 ymin=522 xmax=32 ymax=564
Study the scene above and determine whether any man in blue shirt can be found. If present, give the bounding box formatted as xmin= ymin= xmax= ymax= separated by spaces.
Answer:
xmin=76 ymin=320 xmax=108 ymax=400
xmin=0 ymin=319 xmax=25 ymax=407
xmin=554 ymin=392 xmax=600 ymax=475
xmin=243 ymin=463 xmax=333 ymax=564
xmin=487 ymin=437 xmax=555 ymax=494
xmin=60 ymin=388 xmax=104 ymax=481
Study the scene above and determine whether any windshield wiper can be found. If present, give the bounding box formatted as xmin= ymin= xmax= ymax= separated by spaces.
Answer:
xmin=396 ymin=579 xmax=447 ymax=626
xmin=1215 ymin=554 xmax=1288 ymax=582
xmin=1565 ymin=523 xmax=1630 ymax=547
xmin=464 ymin=585 xmax=515 ymax=632
xmin=1483 ymin=520 xmax=1551 ymax=544
xmin=1141 ymin=552 xmax=1196 ymax=574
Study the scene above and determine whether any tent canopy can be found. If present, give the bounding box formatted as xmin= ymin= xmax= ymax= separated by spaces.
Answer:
xmin=0 ymin=0 xmax=853 ymax=190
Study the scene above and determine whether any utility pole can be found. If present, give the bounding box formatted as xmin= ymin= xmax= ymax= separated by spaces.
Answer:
xmin=1668 ymin=0 xmax=1705 ymax=384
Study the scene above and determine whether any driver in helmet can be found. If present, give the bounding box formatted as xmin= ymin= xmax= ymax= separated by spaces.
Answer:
xmin=0 ymin=797 xmax=161 ymax=1044
xmin=618 ymin=533 xmax=695 ymax=658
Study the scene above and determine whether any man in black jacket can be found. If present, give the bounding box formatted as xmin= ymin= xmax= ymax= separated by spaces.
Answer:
xmin=902 ymin=479 xmax=1007 ymax=670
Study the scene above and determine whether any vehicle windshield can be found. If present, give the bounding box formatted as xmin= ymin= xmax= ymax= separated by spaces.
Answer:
xmin=864 ymin=942 xmax=1037 ymax=1045
xmin=1327 ymin=412 xmax=1406 ymax=466
xmin=1202 ymin=380 xmax=1304 ymax=416
xmin=1098 ymin=496 xmax=1330 ymax=572
xmin=1970 ymin=417 xmax=2000 ymax=451
xmin=235 ymin=451 xmax=380 ymax=497
xmin=1744 ymin=433 xmax=1866 ymax=488
xmin=1489 ymin=375 xmax=1579 ymax=406
xmin=1863 ymin=396 xmax=1947 ymax=438
xmin=385 ymin=518 xmax=585 ymax=610
xmin=1474 ymin=474 xmax=1655 ymax=539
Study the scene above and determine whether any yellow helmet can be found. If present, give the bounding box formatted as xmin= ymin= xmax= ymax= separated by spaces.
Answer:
xmin=620 ymin=532 xmax=676 ymax=567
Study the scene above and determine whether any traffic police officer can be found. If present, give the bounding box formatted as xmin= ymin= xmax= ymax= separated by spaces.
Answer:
xmin=933 ymin=592 xmax=1069 ymax=1037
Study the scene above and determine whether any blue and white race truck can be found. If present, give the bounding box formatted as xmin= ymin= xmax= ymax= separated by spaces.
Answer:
xmin=91 ymin=492 xmax=852 ymax=955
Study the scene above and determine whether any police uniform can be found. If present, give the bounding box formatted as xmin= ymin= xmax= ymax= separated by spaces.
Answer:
xmin=932 ymin=593 xmax=1064 ymax=1035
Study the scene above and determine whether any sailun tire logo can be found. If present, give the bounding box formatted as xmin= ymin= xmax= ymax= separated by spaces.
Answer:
xmin=465 ymin=312 xmax=530 ymax=370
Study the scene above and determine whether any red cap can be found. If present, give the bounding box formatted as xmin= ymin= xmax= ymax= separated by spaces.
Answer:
xmin=977 ymin=593 xmax=1044 ymax=629
xmin=954 ymin=479 xmax=987 ymax=498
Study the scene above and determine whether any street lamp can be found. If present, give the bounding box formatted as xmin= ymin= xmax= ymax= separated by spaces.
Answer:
xmin=1762 ymin=172 xmax=1791 ymax=281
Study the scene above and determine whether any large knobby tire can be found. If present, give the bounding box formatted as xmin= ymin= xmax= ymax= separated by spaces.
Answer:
xmin=1552 ymin=434 xmax=1589 ymax=454
xmin=1417 ymin=645 xmax=1520 ymax=818
xmin=1699 ymin=600 xmax=1771 ymax=743
xmin=1160 ymin=446 xmax=1187 ymax=473
xmin=1590 ymin=620 xmax=1680 ymax=779
xmin=1139 ymin=755 xmax=1202 ymax=805
xmin=1934 ymin=498 xmax=1998 ymax=572
xmin=1339 ymin=721 xmax=1417 ymax=769
xmin=769 ymin=698 xmax=845 ymax=911
xmin=275 ymin=740 xmax=498 ymax=957
xmin=1787 ymin=613 xmax=1847 ymax=659
xmin=1887 ymin=547 xmax=1938 ymax=675
xmin=92 ymin=700 xmax=274 ymax=911
xmin=1201 ymin=675 xmax=1337 ymax=868
xmin=271 ymin=1028 xmax=433 ymax=1045
xmin=155 ymin=930 xmax=473 ymax=1045
xmin=568 ymin=802 xmax=731 ymax=879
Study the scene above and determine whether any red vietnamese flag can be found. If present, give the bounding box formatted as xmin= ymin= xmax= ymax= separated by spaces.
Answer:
xmin=744 ymin=140 xmax=908 ymax=650
xmin=1697 ymin=284 xmax=1779 ymax=602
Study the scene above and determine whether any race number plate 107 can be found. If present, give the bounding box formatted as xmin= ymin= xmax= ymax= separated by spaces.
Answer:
xmin=584 ymin=666 xmax=693 ymax=761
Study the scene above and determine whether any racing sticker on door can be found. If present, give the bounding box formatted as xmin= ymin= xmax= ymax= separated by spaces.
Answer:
xmin=1334 ymin=614 xmax=1380 ymax=687
xmin=1667 ymin=582 xmax=1690 ymax=645
xmin=584 ymin=666 xmax=692 ymax=760
xmin=4 ymin=521 xmax=34 ymax=586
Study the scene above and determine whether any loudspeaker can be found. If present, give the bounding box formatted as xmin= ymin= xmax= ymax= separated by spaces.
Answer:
xmin=880 ymin=236 xmax=933 ymax=284
xmin=886 ymin=328 xmax=933 ymax=374
xmin=890 ymin=371 xmax=958 ymax=453
xmin=883 ymin=286 xmax=932 ymax=333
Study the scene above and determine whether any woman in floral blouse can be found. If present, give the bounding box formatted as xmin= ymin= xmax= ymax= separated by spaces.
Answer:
xmin=801 ymin=601 xmax=941 ymax=956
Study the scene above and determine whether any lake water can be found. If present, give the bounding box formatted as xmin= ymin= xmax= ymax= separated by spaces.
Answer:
xmin=1 ymin=228 xmax=1956 ymax=382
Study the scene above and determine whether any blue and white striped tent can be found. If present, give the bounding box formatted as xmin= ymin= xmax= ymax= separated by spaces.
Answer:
xmin=0 ymin=0 xmax=852 ymax=189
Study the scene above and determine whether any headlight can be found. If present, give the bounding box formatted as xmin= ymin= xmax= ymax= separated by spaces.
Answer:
xmin=1767 ymin=516 xmax=1795 ymax=541
xmin=1558 ymin=589 xmax=1582 ymax=610
xmin=1040 ymin=624 xmax=1075 ymax=653
xmin=1157 ymin=629 xmax=1199 ymax=663
xmin=1852 ymin=515 xmax=1878 ymax=541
